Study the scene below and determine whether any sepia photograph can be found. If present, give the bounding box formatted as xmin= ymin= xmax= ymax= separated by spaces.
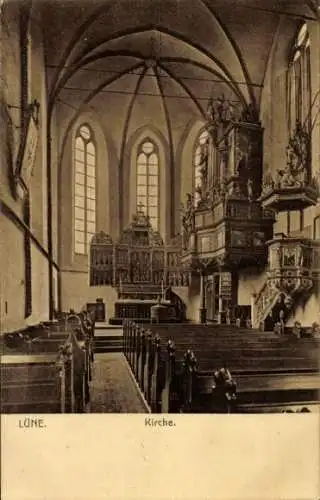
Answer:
xmin=1 ymin=0 xmax=320 ymax=497
xmin=1 ymin=4 xmax=320 ymax=497
xmin=1 ymin=0 xmax=319 ymax=420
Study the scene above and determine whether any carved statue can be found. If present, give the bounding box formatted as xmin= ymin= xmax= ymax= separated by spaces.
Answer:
xmin=198 ymin=139 xmax=209 ymax=187
xmin=260 ymin=120 xmax=312 ymax=196
xmin=275 ymin=247 xmax=282 ymax=268
xmin=207 ymin=94 xmax=241 ymax=128
xmin=297 ymin=245 xmax=304 ymax=267
xmin=247 ymin=178 xmax=253 ymax=200
xmin=273 ymin=121 xmax=310 ymax=189
xmin=262 ymin=172 xmax=275 ymax=194
xmin=206 ymin=96 xmax=216 ymax=123
xmin=181 ymin=193 xmax=195 ymax=250
xmin=287 ymin=120 xmax=309 ymax=170
xmin=283 ymin=248 xmax=296 ymax=267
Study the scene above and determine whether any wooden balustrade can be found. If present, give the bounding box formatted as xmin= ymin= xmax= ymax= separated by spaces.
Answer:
xmin=252 ymin=238 xmax=319 ymax=329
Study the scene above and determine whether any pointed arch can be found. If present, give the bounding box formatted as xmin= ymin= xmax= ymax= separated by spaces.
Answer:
xmin=73 ymin=123 xmax=96 ymax=255
xmin=125 ymin=126 xmax=170 ymax=239
xmin=136 ymin=138 xmax=160 ymax=231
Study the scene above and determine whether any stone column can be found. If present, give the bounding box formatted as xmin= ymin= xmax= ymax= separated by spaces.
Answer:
xmin=199 ymin=270 xmax=207 ymax=323
xmin=218 ymin=294 xmax=224 ymax=324
xmin=251 ymin=293 xmax=258 ymax=329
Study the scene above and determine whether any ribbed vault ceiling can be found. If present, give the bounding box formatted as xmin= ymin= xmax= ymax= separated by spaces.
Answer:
xmin=41 ymin=0 xmax=317 ymax=144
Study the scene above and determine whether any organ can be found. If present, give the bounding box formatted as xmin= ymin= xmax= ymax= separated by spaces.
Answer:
xmin=181 ymin=96 xmax=275 ymax=270
xmin=180 ymin=96 xmax=276 ymax=323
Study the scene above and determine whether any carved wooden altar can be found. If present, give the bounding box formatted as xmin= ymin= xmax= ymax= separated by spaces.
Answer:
xmin=90 ymin=208 xmax=190 ymax=298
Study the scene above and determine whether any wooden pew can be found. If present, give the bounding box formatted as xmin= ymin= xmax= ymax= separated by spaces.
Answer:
xmin=123 ymin=320 xmax=320 ymax=413
xmin=1 ymin=354 xmax=64 ymax=413
xmin=1 ymin=313 xmax=92 ymax=413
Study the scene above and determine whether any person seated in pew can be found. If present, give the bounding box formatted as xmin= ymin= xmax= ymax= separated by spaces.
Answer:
xmin=214 ymin=367 xmax=237 ymax=394
xmin=212 ymin=365 xmax=237 ymax=412
xmin=300 ymin=407 xmax=311 ymax=413
xmin=4 ymin=331 xmax=28 ymax=349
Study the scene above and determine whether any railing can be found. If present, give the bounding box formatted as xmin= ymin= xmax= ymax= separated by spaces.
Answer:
xmin=253 ymin=280 xmax=284 ymax=329
xmin=195 ymin=199 xmax=274 ymax=229
xmin=252 ymin=238 xmax=318 ymax=328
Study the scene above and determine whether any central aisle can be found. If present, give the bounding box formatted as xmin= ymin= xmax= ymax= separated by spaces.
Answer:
xmin=88 ymin=353 xmax=148 ymax=413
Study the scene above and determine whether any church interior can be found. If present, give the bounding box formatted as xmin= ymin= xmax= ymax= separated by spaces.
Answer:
xmin=1 ymin=0 xmax=320 ymax=414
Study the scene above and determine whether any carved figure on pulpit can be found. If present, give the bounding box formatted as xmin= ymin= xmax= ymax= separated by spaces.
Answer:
xmin=274 ymin=121 xmax=310 ymax=190
xmin=283 ymin=247 xmax=296 ymax=267
xmin=262 ymin=172 xmax=275 ymax=194
xmin=272 ymin=247 xmax=282 ymax=268
xmin=277 ymin=165 xmax=296 ymax=188
xmin=140 ymin=270 xmax=148 ymax=282
xmin=297 ymin=245 xmax=304 ymax=267
xmin=290 ymin=121 xmax=309 ymax=169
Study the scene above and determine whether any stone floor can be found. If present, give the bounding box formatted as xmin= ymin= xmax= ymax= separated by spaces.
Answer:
xmin=88 ymin=353 xmax=148 ymax=413
xmin=94 ymin=324 xmax=123 ymax=337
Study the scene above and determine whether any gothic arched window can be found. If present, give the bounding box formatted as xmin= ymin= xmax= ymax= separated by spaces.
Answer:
xmin=194 ymin=129 xmax=210 ymax=205
xmin=136 ymin=139 xmax=159 ymax=231
xmin=74 ymin=124 xmax=96 ymax=255
xmin=287 ymin=23 xmax=311 ymax=135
